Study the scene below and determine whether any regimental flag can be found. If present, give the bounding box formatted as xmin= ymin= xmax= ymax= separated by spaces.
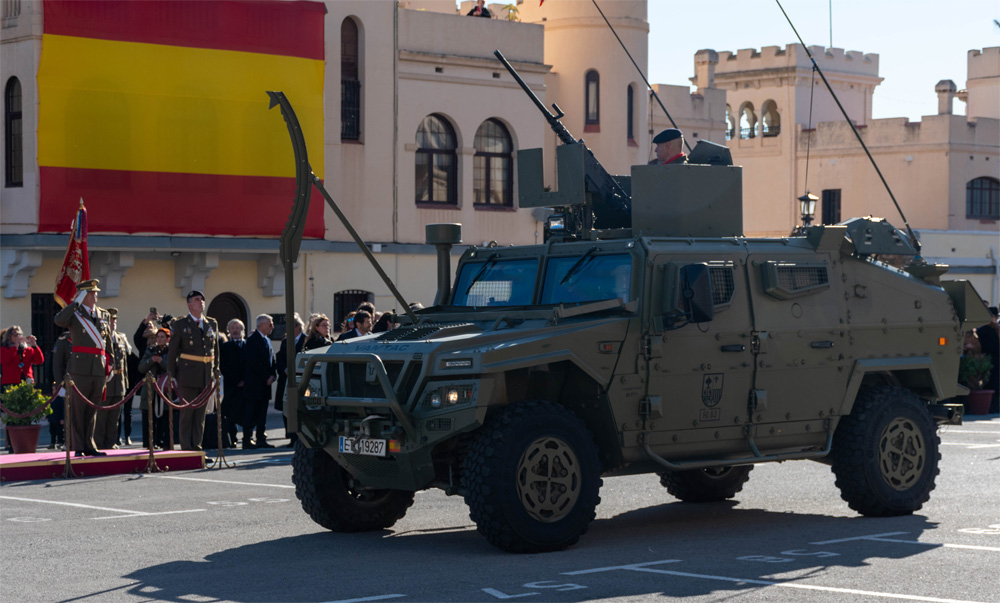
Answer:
xmin=54 ymin=200 xmax=90 ymax=308
xmin=37 ymin=0 xmax=326 ymax=237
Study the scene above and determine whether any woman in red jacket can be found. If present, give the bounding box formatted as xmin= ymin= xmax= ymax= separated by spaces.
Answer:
xmin=1 ymin=325 xmax=45 ymax=387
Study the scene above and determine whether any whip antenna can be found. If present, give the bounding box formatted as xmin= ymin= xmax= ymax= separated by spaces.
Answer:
xmin=590 ymin=0 xmax=692 ymax=153
xmin=775 ymin=0 xmax=920 ymax=254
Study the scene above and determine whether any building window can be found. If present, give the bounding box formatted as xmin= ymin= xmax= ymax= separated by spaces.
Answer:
xmin=626 ymin=84 xmax=634 ymax=141
xmin=762 ymin=100 xmax=780 ymax=137
xmin=5 ymin=76 xmax=22 ymax=187
xmin=966 ymin=177 xmax=999 ymax=220
xmin=415 ymin=114 xmax=457 ymax=205
xmin=725 ymin=104 xmax=735 ymax=141
xmin=821 ymin=189 xmax=841 ymax=225
xmin=738 ymin=102 xmax=757 ymax=139
xmin=334 ymin=290 xmax=373 ymax=333
xmin=473 ymin=119 xmax=513 ymax=207
xmin=585 ymin=70 xmax=599 ymax=126
xmin=341 ymin=18 xmax=361 ymax=141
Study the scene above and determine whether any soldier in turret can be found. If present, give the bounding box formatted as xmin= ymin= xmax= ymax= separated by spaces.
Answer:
xmin=53 ymin=279 xmax=114 ymax=457
xmin=650 ymin=128 xmax=688 ymax=165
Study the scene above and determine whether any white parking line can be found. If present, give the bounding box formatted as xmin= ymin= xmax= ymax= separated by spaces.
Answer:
xmin=562 ymin=559 xmax=986 ymax=603
xmin=811 ymin=532 xmax=1000 ymax=552
xmin=0 ymin=495 xmax=205 ymax=519
xmin=146 ymin=475 xmax=295 ymax=488
xmin=320 ymin=595 xmax=405 ymax=603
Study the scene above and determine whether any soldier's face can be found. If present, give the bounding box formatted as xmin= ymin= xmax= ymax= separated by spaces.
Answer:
xmin=187 ymin=295 xmax=205 ymax=317
xmin=109 ymin=317 xmax=117 ymax=331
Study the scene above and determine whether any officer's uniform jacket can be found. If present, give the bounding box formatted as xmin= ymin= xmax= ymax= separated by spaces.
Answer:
xmin=166 ymin=314 xmax=220 ymax=389
xmin=106 ymin=331 xmax=131 ymax=398
xmin=53 ymin=303 xmax=114 ymax=378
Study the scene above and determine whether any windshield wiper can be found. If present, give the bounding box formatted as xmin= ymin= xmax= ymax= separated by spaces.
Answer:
xmin=464 ymin=253 xmax=500 ymax=295
xmin=560 ymin=246 xmax=599 ymax=285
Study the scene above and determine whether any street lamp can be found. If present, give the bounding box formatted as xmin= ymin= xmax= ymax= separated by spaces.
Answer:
xmin=798 ymin=192 xmax=818 ymax=227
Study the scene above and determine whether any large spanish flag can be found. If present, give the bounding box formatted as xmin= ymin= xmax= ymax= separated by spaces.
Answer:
xmin=38 ymin=0 xmax=326 ymax=237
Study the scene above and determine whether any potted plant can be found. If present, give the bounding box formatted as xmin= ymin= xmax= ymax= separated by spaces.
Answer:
xmin=1 ymin=382 xmax=52 ymax=454
xmin=959 ymin=354 xmax=994 ymax=415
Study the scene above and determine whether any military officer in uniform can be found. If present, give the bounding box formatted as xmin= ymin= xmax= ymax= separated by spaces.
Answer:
xmin=649 ymin=128 xmax=688 ymax=165
xmin=95 ymin=308 xmax=130 ymax=449
xmin=53 ymin=279 xmax=113 ymax=457
xmin=166 ymin=290 xmax=220 ymax=451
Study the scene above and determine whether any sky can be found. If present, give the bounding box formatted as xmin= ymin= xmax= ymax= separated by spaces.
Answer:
xmin=647 ymin=0 xmax=999 ymax=121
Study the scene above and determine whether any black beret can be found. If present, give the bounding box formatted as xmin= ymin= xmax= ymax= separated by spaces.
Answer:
xmin=186 ymin=290 xmax=205 ymax=301
xmin=652 ymin=128 xmax=683 ymax=144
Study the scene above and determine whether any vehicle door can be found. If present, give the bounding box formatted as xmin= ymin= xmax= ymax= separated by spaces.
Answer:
xmin=643 ymin=243 xmax=754 ymax=458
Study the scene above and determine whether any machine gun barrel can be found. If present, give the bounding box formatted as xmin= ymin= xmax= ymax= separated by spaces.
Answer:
xmin=494 ymin=50 xmax=576 ymax=146
xmin=494 ymin=49 xmax=631 ymax=220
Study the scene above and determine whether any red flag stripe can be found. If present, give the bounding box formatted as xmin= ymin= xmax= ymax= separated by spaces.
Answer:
xmin=43 ymin=0 xmax=326 ymax=60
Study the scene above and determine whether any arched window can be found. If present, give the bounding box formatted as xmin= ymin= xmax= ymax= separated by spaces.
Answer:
xmin=725 ymin=104 xmax=736 ymax=141
xmin=584 ymin=70 xmax=599 ymax=127
xmin=967 ymin=177 xmax=999 ymax=220
xmin=626 ymin=84 xmax=635 ymax=141
xmin=738 ymin=102 xmax=756 ymax=139
xmin=762 ymin=100 xmax=780 ymax=137
xmin=341 ymin=18 xmax=361 ymax=141
xmin=473 ymin=119 xmax=513 ymax=207
xmin=415 ymin=114 xmax=457 ymax=205
xmin=5 ymin=77 xmax=22 ymax=187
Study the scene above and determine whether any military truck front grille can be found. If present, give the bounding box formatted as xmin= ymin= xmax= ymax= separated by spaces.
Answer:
xmin=325 ymin=359 xmax=423 ymax=405
xmin=347 ymin=455 xmax=400 ymax=479
xmin=426 ymin=418 xmax=452 ymax=431
xmin=708 ymin=263 xmax=735 ymax=307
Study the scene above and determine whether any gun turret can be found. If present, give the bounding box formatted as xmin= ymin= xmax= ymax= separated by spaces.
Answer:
xmin=494 ymin=50 xmax=631 ymax=237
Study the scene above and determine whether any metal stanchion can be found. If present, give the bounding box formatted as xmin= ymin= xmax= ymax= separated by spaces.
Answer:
xmin=166 ymin=380 xmax=175 ymax=451
xmin=143 ymin=373 xmax=163 ymax=474
xmin=61 ymin=375 xmax=76 ymax=478
xmin=207 ymin=373 xmax=233 ymax=469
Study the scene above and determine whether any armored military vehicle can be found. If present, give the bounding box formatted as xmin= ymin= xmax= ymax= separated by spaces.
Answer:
xmin=271 ymin=53 xmax=990 ymax=554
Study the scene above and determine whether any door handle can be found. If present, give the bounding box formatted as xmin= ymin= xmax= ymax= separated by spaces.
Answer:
xmin=721 ymin=344 xmax=746 ymax=352
xmin=811 ymin=341 xmax=835 ymax=349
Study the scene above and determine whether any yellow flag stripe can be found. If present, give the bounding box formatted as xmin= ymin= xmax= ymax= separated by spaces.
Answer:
xmin=38 ymin=34 xmax=324 ymax=179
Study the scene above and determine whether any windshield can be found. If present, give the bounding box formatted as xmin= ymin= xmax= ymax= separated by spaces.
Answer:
xmin=541 ymin=253 xmax=632 ymax=305
xmin=452 ymin=258 xmax=538 ymax=307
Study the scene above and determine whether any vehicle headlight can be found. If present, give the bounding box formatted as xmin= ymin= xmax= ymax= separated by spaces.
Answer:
xmin=420 ymin=382 xmax=476 ymax=411
xmin=430 ymin=393 xmax=442 ymax=408
xmin=447 ymin=389 xmax=459 ymax=404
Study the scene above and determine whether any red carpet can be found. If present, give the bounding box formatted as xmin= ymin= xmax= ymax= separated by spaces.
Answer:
xmin=0 ymin=448 xmax=205 ymax=482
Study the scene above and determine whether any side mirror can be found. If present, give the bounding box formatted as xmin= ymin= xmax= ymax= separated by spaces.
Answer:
xmin=681 ymin=263 xmax=714 ymax=323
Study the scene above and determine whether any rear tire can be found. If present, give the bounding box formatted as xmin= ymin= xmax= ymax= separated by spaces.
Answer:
xmin=830 ymin=386 xmax=939 ymax=516
xmin=292 ymin=440 xmax=415 ymax=532
xmin=659 ymin=465 xmax=753 ymax=502
xmin=462 ymin=400 xmax=602 ymax=553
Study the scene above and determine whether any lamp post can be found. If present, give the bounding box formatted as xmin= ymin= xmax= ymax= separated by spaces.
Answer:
xmin=792 ymin=192 xmax=818 ymax=236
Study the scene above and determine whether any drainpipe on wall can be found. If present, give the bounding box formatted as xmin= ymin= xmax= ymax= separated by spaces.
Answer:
xmin=392 ymin=3 xmax=400 ymax=290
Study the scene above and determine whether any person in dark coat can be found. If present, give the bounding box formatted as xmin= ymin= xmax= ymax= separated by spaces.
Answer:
xmin=219 ymin=318 xmax=247 ymax=448
xmin=242 ymin=314 xmax=277 ymax=449
xmin=975 ymin=306 xmax=1000 ymax=413
xmin=336 ymin=310 xmax=372 ymax=341
xmin=303 ymin=314 xmax=333 ymax=351
xmin=649 ymin=128 xmax=687 ymax=165
xmin=274 ymin=313 xmax=304 ymax=447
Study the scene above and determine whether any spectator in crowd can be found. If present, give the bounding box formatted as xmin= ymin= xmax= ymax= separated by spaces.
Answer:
xmin=1 ymin=325 xmax=45 ymax=387
xmin=166 ymin=290 xmax=220 ymax=451
xmin=409 ymin=301 xmax=424 ymax=312
xmin=976 ymin=306 xmax=1000 ymax=413
xmin=337 ymin=310 xmax=372 ymax=341
xmin=275 ymin=313 xmax=304 ymax=447
xmin=340 ymin=311 xmax=356 ymax=336
xmin=357 ymin=301 xmax=376 ymax=318
xmin=242 ymin=314 xmax=277 ymax=449
xmin=304 ymin=314 xmax=333 ymax=351
xmin=372 ymin=311 xmax=395 ymax=333
xmin=219 ymin=319 xmax=247 ymax=448
xmin=48 ymin=331 xmax=70 ymax=449
xmin=138 ymin=327 xmax=170 ymax=448
xmin=467 ymin=0 xmax=491 ymax=18
xmin=95 ymin=308 xmax=130 ymax=450
xmin=53 ymin=279 xmax=113 ymax=457
xmin=134 ymin=309 xmax=158 ymax=358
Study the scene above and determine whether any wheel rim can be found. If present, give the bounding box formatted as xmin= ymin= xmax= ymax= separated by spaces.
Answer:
xmin=515 ymin=436 xmax=581 ymax=523
xmin=878 ymin=417 xmax=925 ymax=491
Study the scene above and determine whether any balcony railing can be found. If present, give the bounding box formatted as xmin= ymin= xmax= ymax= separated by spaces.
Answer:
xmin=341 ymin=79 xmax=360 ymax=141
xmin=739 ymin=127 xmax=756 ymax=140
xmin=762 ymin=125 xmax=781 ymax=137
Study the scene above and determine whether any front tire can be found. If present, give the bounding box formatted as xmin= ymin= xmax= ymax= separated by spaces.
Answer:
xmin=462 ymin=400 xmax=602 ymax=553
xmin=659 ymin=465 xmax=753 ymax=502
xmin=830 ymin=386 xmax=939 ymax=516
xmin=292 ymin=440 xmax=415 ymax=532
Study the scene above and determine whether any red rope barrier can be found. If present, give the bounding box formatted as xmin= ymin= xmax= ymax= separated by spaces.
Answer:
xmin=150 ymin=378 xmax=217 ymax=410
xmin=0 ymin=388 xmax=60 ymax=419
xmin=68 ymin=378 xmax=144 ymax=411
